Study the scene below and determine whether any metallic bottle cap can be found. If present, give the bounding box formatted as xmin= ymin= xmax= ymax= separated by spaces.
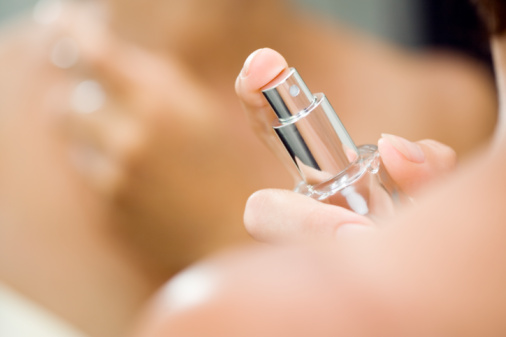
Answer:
xmin=262 ymin=68 xmax=314 ymax=120
xmin=262 ymin=68 xmax=359 ymax=185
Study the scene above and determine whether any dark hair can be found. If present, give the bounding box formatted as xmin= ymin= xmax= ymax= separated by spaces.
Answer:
xmin=471 ymin=0 xmax=506 ymax=34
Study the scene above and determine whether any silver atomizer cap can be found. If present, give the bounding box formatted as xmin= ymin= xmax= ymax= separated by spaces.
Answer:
xmin=262 ymin=68 xmax=359 ymax=185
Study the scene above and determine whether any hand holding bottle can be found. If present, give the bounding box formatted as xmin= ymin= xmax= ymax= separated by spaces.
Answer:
xmin=235 ymin=48 xmax=457 ymax=243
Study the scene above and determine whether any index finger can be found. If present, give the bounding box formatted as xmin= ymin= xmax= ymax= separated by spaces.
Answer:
xmin=235 ymin=48 xmax=289 ymax=143
xmin=235 ymin=48 xmax=299 ymax=170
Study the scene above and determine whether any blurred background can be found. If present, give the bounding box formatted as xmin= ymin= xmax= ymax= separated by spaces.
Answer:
xmin=2 ymin=0 xmax=424 ymax=45
xmin=0 ymin=0 xmax=489 ymax=62
xmin=295 ymin=0 xmax=490 ymax=64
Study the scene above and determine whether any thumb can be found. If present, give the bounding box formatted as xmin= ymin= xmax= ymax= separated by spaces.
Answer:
xmin=378 ymin=134 xmax=458 ymax=195
xmin=244 ymin=189 xmax=376 ymax=243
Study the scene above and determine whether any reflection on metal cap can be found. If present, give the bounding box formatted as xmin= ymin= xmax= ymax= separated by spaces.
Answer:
xmin=262 ymin=68 xmax=359 ymax=185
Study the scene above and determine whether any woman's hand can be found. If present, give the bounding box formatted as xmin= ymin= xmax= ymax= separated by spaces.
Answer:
xmin=235 ymin=48 xmax=458 ymax=243
xmin=60 ymin=13 xmax=257 ymax=274
xmin=0 ymin=7 xmax=254 ymax=278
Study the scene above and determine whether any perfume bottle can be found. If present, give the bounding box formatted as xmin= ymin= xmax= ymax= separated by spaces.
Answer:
xmin=262 ymin=68 xmax=406 ymax=218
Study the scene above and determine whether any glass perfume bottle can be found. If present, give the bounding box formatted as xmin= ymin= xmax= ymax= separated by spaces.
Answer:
xmin=262 ymin=68 xmax=406 ymax=218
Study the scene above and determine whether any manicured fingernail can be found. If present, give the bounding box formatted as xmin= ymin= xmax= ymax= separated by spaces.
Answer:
xmin=241 ymin=48 xmax=263 ymax=78
xmin=381 ymin=133 xmax=425 ymax=163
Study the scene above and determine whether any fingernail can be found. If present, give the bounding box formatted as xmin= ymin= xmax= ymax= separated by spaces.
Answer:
xmin=51 ymin=37 xmax=80 ymax=69
xmin=71 ymin=80 xmax=106 ymax=114
xmin=69 ymin=143 xmax=122 ymax=195
xmin=381 ymin=133 xmax=425 ymax=163
xmin=241 ymin=48 xmax=263 ymax=78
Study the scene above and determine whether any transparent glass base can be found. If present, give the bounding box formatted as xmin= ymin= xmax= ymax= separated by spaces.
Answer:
xmin=295 ymin=145 xmax=405 ymax=218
